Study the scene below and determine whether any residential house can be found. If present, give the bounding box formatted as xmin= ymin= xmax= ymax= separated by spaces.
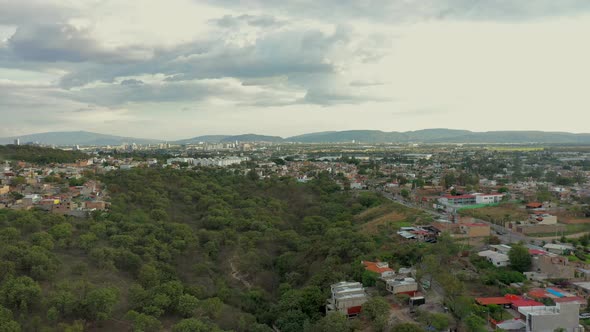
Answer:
xmin=385 ymin=277 xmax=418 ymax=296
xmin=362 ymin=261 xmax=395 ymax=279
xmin=52 ymin=200 xmax=77 ymax=215
xmin=490 ymin=244 xmax=513 ymax=255
xmin=518 ymin=303 xmax=581 ymax=332
xmin=529 ymin=212 xmax=558 ymax=225
xmin=84 ymin=201 xmax=107 ymax=210
xmin=543 ymin=243 xmax=574 ymax=255
xmin=475 ymin=193 xmax=504 ymax=204
xmin=478 ymin=250 xmax=510 ymax=267
xmin=325 ymin=281 xmax=368 ymax=317
xmin=526 ymin=202 xmax=544 ymax=210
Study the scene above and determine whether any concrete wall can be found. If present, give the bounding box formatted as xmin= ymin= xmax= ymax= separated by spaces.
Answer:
xmin=531 ymin=256 xmax=575 ymax=279
xmin=526 ymin=303 xmax=580 ymax=332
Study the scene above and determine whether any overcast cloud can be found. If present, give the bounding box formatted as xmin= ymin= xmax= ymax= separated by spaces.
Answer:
xmin=1 ymin=0 xmax=589 ymax=139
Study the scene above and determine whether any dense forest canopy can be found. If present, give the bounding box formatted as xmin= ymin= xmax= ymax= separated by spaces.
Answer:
xmin=0 ymin=168 xmax=398 ymax=331
xmin=0 ymin=145 xmax=89 ymax=164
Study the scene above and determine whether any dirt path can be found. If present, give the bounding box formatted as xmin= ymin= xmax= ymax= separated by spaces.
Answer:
xmin=389 ymin=305 xmax=414 ymax=324
xmin=230 ymin=258 xmax=252 ymax=289
xmin=536 ymin=231 xmax=589 ymax=241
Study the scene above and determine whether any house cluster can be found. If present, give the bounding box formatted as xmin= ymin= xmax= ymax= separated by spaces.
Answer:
xmin=325 ymin=261 xmax=424 ymax=317
xmin=476 ymin=294 xmax=583 ymax=331
xmin=478 ymin=243 xmax=579 ymax=280
xmin=166 ymin=156 xmax=249 ymax=167
xmin=397 ymin=221 xmax=492 ymax=243
xmin=361 ymin=261 xmax=420 ymax=300
xmin=0 ymin=161 xmax=108 ymax=215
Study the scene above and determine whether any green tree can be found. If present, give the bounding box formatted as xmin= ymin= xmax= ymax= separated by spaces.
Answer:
xmin=508 ymin=244 xmax=532 ymax=272
xmin=49 ymin=223 xmax=73 ymax=247
xmin=391 ymin=323 xmax=425 ymax=332
xmin=464 ymin=314 xmax=486 ymax=332
xmin=199 ymin=297 xmax=223 ymax=319
xmin=362 ymin=270 xmax=378 ymax=287
xmin=429 ymin=313 xmax=450 ymax=331
xmin=57 ymin=320 xmax=85 ymax=332
xmin=49 ymin=290 xmax=77 ymax=317
xmin=30 ymin=232 xmax=55 ymax=250
xmin=275 ymin=310 xmax=308 ymax=332
xmin=138 ymin=264 xmax=161 ymax=289
xmin=0 ymin=305 xmax=21 ymax=332
xmin=401 ymin=189 xmax=410 ymax=199
xmin=80 ymin=287 xmax=119 ymax=321
xmin=416 ymin=311 xmax=449 ymax=331
xmin=362 ymin=297 xmax=390 ymax=321
xmin=309 ymin=312 xmax=351 ymax=332
xmin=0 ymin=276 xmax=41 ymax=312
xmin=177 ymin=294 xmax=199 ymax=317
xmin=125 ymin=310 xmax=162 ymax=332
xmin=172 ymin=318 xmax=219 ymax=332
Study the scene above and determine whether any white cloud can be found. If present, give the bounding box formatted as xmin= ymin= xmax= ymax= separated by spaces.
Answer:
xmin=1 ymin=0 xmax=590 ymax=139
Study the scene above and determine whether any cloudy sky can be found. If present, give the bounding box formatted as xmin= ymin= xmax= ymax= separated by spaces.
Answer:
xmin=1 ymin=1 xmax=590 ymax=139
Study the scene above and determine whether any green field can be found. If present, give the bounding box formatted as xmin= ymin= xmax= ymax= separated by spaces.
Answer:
xmin=485 ymin=146 xmax=545 ymax=152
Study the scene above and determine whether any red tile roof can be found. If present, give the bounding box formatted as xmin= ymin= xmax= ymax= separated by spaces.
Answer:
xmin=526 ymin=202 xmax=543 ymax=208
xmin=528 ymin=249 xmax=547 ymax=256
xmin=362 ymin=261 xmax=393 ymax=274
xmin=527 ymin=289 xmax=548 ymax=298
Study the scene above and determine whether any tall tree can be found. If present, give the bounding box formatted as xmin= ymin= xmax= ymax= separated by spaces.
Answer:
xmin=508 ymin=244 xmax=532 ymax=272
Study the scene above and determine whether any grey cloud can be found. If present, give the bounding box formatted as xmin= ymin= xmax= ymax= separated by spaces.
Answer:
xmin=0 ymin=0 xmax=75 ymax=25
xmin=61 ymin=80 xmax=256 ymax=106
xmin=241 ymin=76 xmax=289 ymax=86
xmin=120 ymin=79 xmax=144 ymax=86
xmin=73 ymin=107 xmax=98 ymax=113
xmin=302 ymin=90 xmax=377 ymax=106
xmin=213 ymin=14 xmax=285 ymax=28
xmin=349 ymin=80 xmax=386 ymax=87
xmin=204 ymin=0 xmax=590 ymax=21
xmin=59 ymin=26 xmax=350 ymax=89
xmin=8 ymin=23 xmax=153 ymax=63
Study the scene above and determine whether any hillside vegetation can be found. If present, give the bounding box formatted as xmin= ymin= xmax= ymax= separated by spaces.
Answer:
xmin=0 ymin=145 xmax=89 ymax=164
xmin=0 ymin=168 xmax=406 ymax=331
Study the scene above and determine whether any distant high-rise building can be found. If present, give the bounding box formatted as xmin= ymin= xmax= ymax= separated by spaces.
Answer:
xmin=14 ymin=139 xmax=20 ymax=145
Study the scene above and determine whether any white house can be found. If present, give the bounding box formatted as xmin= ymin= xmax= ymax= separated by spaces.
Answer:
xmin=478 ymin=250 xmax=510 ymax=267
xmin=518 ymin=303 xmax=580 ymax=332
xmin=475 ymin=193 xmax=504 ymax=204
xmin=543 ymin=243 xmax=574 ymax=255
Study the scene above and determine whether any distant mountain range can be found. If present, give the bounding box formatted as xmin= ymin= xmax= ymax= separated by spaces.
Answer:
xmin=176 ymin=134 xmax=284 ymax=144
xmin=3 ymin=129 xmax=590 ymax=146
xmin=287 ymin=129 xmax=590 ymax=144
xmin=0 ymin=131 xmax=158 ymax=146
